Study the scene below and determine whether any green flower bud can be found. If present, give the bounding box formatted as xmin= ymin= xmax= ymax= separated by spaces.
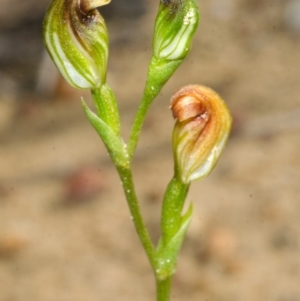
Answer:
xmin=170 ymin=85 xmax=232 ymax=184
xmin=43 ymin=0 xmax=110 ymax=89
xmin=153 ymin=0 xmax=199 ymax=61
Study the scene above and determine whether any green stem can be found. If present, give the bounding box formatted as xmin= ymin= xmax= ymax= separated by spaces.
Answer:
xmin=127 ymin=57 xmax=182 ymax=160
xmin=91 ymin=87 xmax=106 ymax=119
xmin=156 ymin=276 xmax=173 ymax=301
xmin=127 ymin=79 xmax=160 ymax=161
xmin=116 ymin=166 xmax=157 ymax=269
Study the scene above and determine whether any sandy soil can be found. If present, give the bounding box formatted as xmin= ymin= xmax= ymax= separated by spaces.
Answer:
xmin=0 ymin=1 xmax=300 ymax=300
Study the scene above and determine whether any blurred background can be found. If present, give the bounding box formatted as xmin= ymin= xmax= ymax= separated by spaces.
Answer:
xmin=1 ymin=0 xmax=300 ymax=300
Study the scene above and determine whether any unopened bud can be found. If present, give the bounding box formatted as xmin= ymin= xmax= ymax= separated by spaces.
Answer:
xmin=171 ymin=85 xmax=232 ymax=184
xmin=43 ymin=0 xmax=110 ymax=89
xmin=153 ymin=0 xmax=199 ymax=61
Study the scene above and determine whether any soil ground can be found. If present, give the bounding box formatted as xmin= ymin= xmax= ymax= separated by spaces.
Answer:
xmin=0 ymin=1 xmax=300 ymax=301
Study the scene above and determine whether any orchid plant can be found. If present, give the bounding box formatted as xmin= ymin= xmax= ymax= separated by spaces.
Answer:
xmin=43 ymin=0 xmax=232 ymax=300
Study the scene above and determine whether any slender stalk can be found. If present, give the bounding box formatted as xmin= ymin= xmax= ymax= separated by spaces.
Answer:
xmin=127 ymin=56 xmax=182 ymax=160
xmin=127 ymin=82 xmax=159 ymax=160
xmin=116 ymin=166 xmax=157 ymax=269
xmin=156 ymin=276 xmax=173 ymax=301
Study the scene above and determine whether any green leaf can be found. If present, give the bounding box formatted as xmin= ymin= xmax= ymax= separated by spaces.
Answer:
xmin=81 ymin=99 xmax=129 ymax=168
xmin=156 ymin=203 xmax=193 ymax=280
xmin=91 ymin=84 xmax=121 ymax=136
